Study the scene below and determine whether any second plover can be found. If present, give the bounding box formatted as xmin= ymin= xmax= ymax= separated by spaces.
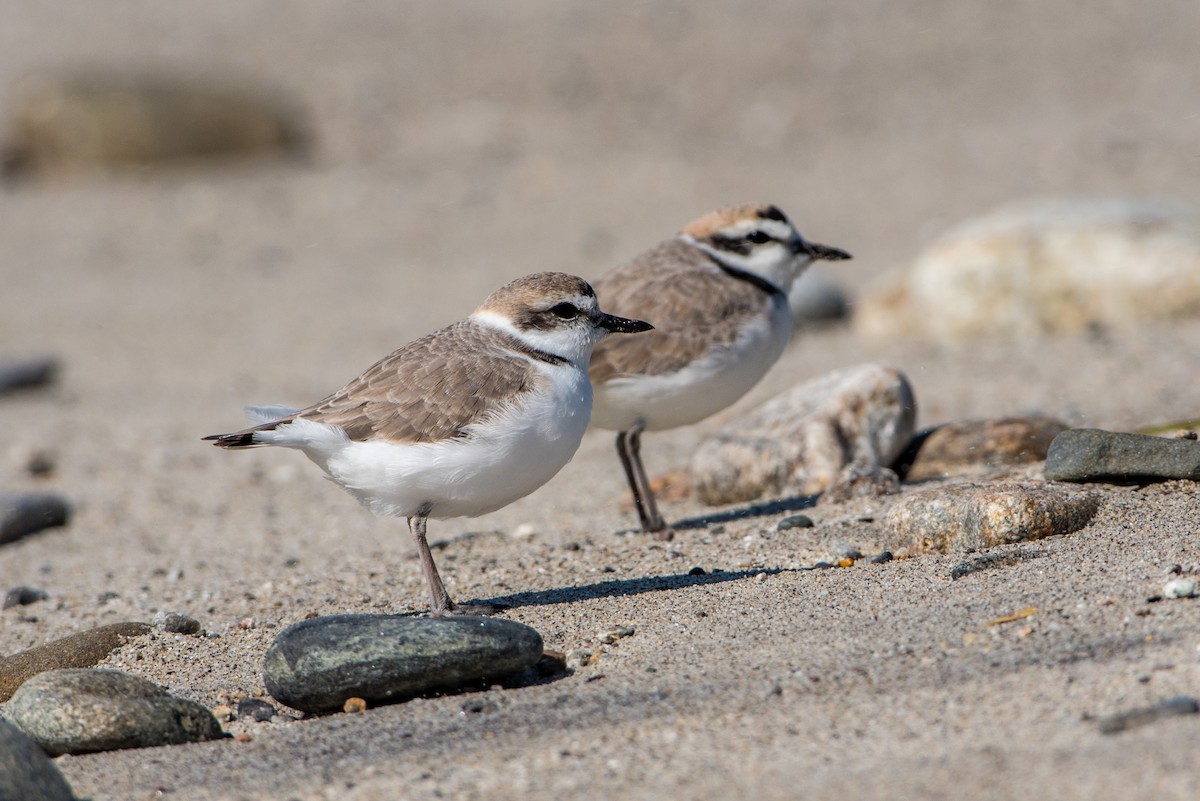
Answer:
xmin=205 ymin=272 xmax=652 ymax=614
xmin=589 ymin=204 xmax=850 ymax=533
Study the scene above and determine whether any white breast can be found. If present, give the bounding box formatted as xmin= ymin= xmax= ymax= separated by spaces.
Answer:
xmin=266 ymin=361 xmax=594 ymax=520
xmin=591 ymin=294 xmax=792 ymax=432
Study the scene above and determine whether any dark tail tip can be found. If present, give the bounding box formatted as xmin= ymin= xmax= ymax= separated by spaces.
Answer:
xmin=202 ymin=432 xmax=257 ymax=448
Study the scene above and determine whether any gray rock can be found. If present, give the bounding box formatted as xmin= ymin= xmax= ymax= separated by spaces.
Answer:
xmin=235 ymin=698 xmax=277 ymax=722
xmin=902 ymin=417 xmax=1068 ymax=481
xmin=882 ymin=482 xmax=1103 ymax=554
xmin=3 ymin=585 xmax=50 ymax=609
xmin=153 ymin=611 xmax=202 ymax=635
xmin=1162 ymin=578 xmax=1198 ymax=599
xmin=776 ymin=514 xmax=814 ymax=531
xmin=7 ymin=668 xmax=224 ymax=755
xmin=0 ymin=622 xmax=152 ymax=702
xmin=0 ymin=718 xmax=81 ymax=801
xmin=0 ymin=356 xmax=58 ymax=395
xmin=856 ymin=197 xmax=1200 ymax=341
xmin=692 ymin=364 xmax=916 ymax=506
xmin=0 ymin=492 xmax=71 ymax=544
xmin=788 ymin=266 xmax=849 ymax=326
xmin=1044 ymin=428 xmax=1200 ymax=483
xmin=263 ymin=614 xmax=544 ymax=713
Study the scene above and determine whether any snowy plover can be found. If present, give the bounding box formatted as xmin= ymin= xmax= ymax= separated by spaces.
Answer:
xmin=589 ymin=204 xmax=850 ymax=533
xmin=205 ymin=272 xmax=652 ymax=614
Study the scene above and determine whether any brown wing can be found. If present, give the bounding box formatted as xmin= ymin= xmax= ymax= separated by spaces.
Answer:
xmin=589 ymin=239 xmax=776 ymax=384
xmin=212 ymin=321 xmax=544 ymax=447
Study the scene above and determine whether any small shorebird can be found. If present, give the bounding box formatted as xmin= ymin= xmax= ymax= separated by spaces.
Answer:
xmin=205 ymin=272 xmax=651 ymax=615
xmin=589 ymin=204 xmax=850 ymax=533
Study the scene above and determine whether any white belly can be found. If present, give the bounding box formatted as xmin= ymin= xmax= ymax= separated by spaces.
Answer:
xmin=591 ymin=298 xmax=792 ymax=432
xmin=269 ymin=366 xmax=593 ymax=520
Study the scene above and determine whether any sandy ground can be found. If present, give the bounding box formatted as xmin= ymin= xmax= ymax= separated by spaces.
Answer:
xmin=3 ymin=2 xmax=1200 ymax=799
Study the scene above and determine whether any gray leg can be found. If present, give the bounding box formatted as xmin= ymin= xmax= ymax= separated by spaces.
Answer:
xmin=408 ymin=512 xmax=454 ymax=614
xmin=615 ymin=422 xmax=666 ymax=533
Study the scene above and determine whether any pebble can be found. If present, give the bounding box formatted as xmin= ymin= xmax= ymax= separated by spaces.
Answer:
xmin=0 ymin=356 xmax=58 ymax=395
xmin=0 ymin=621 xmax=152 ymax=702
xmin=1097 ymin=694 xmax=1200 ymax=734
xmin=0 ymin=718 xmax=81 ymax=801
xmin=0 ymin=492 xmax=71 ymax=545
xmin=901 ymin=417 xmax=1068 ymax=481
xmin=870 ymin=551 xmax=894 ymax=564
xmin=262 ymin=614 xmax=544 ymax=713
xmin=7 ymin=668 xmax=224 ymax=755
xmin=3 ymin=585 xmax=50 ymax=609
xmin=882 ymin=482 xmax=1102 ymax=554
xmin=776 ymin=514 xmax=814 ymax=531
xmin=1044 ymin=428 xmax=1200 ymax=483
xmin=688 ymin=566 xmax=707 ymax=576
xmin=4 ymin=74 xmax=306 ymax=180
xmin=235 ymin=698 xmax=277 ymax=722
xmin=596 ymin=626 xmax=635 ymax=644
xmin=153 ymin=610 xmax=203 ymax=635
xmin=1162 ymin=578 xmax=1198 ymax=599
xmin=692 ymin=364 xmax=916 ymax=506
xmin=855 ymin=197 xmax=1200 ymax=341
xmin=818 ymin=463 xmax=901 ymax=504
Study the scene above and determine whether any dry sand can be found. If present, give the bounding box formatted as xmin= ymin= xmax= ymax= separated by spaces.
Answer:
xmin=2 ymin=2 xmax=1200 ymax=799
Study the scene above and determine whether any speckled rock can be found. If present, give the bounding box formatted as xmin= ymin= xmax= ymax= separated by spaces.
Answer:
xmin=0 ymin=718 xmax=81 ymax=801
xmin=882 ymin=481 xmax=1103 ymax=554
xmin=263 ymin=614 xmax=544 ymax=713
xmin=692 ymin=364 xmax=916 ymax=506
xmin=1044 ymin=428 xmax=1200 ymax=483
xmin=901 ymin=417 xmax=1068 ymax=481
xmin=0 ymin=622 xmax=152 ymax=702
xmin=856 ymin=197 xmax=1200 ymax=341
xmin=7 ymin=668 xmax=224 ymax=756
xmin=0 ymin=492 xmax=71 ymax=544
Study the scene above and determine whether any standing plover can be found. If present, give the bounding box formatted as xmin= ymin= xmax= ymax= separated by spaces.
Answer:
xmin=205 ymin=272 xmax=651 ymax=614
xmin=589 ymin=204 xmax=850 ymax=533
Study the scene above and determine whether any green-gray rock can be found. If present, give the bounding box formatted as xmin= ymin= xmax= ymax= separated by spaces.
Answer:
xmin=882 ymin=481 xmax=1103 ymax=554
xmin=263 ymin=614 xmax=544 ymax=713
xmin=1044 ymin=428 xmax=1200 ymax=483
xmin=7 ymin=669 xmax=224 ymax=756
xmin=0 ymin=718 xmax=81 ymax=801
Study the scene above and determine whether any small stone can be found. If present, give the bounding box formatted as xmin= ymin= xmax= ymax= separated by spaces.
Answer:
xmin=692 ymin=364 xmax=917 ymax=506
xmin=688 ymin=566 xmax=707 ymax=576
xmin=565 ymin=648 xmax=596 ymax=669
xmin=882 ymin=482 xmax=1102 ymax=554
xmin=1044 ymin=428 xmax=1200 ymax=483
xmin=210 ymin=704 xmax=234 ymax=723
xmin=1097 ymin=695 xmax=1200 ymax=734
xmin=7 ymin=668 xmax=224 ymax=755
xmin=833 ymin=542 xmax=863 ymax=560
xmin=534 ymin=650 xmax=568 ymax=677
xmin=0 ymin=492 xmax=71 ymax=545
xmin=900 ymin=417 xmax=1069 ymax=481
xmin=870 ymin=551 xmax=894 ymax=564
xmin=776 ymin=514 xmax=814 ymax=531
xmin=26 ymin=451 xmax=56 ymax=479
xmin=153 ymin=611 xmax=202 ymax=635
xmin=0 ymin=718 xmax=81 ymax=801
xmin=235 ymin=698 xmax=277 ymax=722
xmin=1162 ymin=578 xmax=1198 ymax=599
xmin=0 ymin=622 xmax=152 ymax=702
xmin=4 ymin=585 xmax=49 ymax=609
xmin=596 ymin=625 xmax=635 ymax=644
xmin=819 ymin=463 xmax=901 ymax=505
xmin=342 ymin=697 xmax=367 ymax=714
xmin=262 ymin=614 xmax=544 ymax=713
xmin=0 ymin=357 xmax=58 ymax=395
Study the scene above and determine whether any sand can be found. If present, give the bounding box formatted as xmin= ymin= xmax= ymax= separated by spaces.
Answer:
xmin=2 ymin=2 xmax=1200 ymax=799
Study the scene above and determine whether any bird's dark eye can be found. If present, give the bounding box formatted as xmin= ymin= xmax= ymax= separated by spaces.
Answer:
xmin=746 ymin=231 xmax=772 ymax=245
xmin=549 ymin=302 xmax=579 ymax=319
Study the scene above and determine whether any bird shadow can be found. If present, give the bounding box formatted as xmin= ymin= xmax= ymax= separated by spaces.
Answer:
xmin=670 ymin=492 xmax=819 ymax=530
xmin=476 ymin=566 xmax=777 ymax=610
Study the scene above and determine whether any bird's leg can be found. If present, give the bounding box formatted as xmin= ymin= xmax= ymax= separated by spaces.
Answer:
xmin=408 ymin=511 xmax=454 ymax=615
xmin=616 ymin=422 xmax=668 ymax=535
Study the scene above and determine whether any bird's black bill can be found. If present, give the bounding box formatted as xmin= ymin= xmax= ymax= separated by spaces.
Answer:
xmin=803 ymin=240 xmax=852 ymax=261
xmin=597 ymin=312 xmax=653 ymax=333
